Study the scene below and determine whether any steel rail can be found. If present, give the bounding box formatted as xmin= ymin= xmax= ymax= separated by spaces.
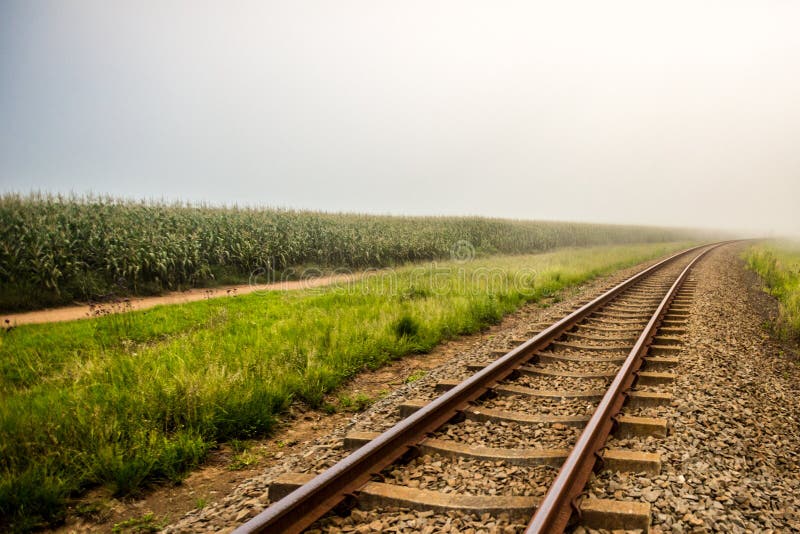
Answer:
xmin=525 ymin=242 xmax=723 ymax=533
xmin=233 ymin=244 xmax=710 ymax=534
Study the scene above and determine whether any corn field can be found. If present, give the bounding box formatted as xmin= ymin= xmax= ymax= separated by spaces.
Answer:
xmin=0 ymin=193 xmax=700 ymax=310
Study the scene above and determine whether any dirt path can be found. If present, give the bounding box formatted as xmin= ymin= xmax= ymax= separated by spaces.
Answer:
xmin=2 ymin=273 xmax=359 ymax=327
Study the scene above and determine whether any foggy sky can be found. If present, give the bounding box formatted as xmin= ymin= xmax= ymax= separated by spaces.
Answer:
xmin=1 ymin=1 xmax=799 ymax=236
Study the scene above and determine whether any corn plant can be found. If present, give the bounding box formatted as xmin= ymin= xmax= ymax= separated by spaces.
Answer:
xmin=0 ymin=192 xmax=705 ymax=311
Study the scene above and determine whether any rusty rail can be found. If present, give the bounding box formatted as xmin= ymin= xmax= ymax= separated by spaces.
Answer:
xmin=525 ymin=243 xmax=722 ymax=533
xmin=233 ymin=244 xmax=711 ymax=534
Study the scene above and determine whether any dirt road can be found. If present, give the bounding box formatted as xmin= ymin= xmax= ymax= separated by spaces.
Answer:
xmin=2 ymin=273 xmax=358 ymax=326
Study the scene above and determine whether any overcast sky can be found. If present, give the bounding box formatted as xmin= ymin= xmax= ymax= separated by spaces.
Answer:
xmin=1 ymin=1 xmax=798 ymax=236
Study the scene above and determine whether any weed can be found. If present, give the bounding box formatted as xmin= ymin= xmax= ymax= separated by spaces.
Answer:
xmin=400 ymin=286 xmax=431 ymax=300
xmin=112 ymin=513 xmax=167 ymax=533
xmin=337 ymin=393 xmax=374 ymax=412
xmin=745 ymin=242 xmax=800 ymax=340
xmin=405 ymin=370 xmax=427 ymax=383
xmin=228 ymin=451 xmax=259 ymax=471
xmin=74 ymin=501 xmax=111 ymax=522
xmin=226 ymin=439 xmax=261 ymax=470
xmin=393 ymin=315 xmax=420 ymax=339
xmin=229 ymin=439 xmax=249 ymax=454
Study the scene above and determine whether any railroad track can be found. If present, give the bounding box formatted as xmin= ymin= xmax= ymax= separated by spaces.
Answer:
xmin=233 ymin=243 xmax=724 ymax=534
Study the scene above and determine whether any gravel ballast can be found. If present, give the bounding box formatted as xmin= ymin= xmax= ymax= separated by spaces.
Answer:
xmin=480 ymin=395 xmax=598 ymax=417
xmin=583 ymin=244 xmax=800 ymax=533
xmin=380 ymin=454 xmax=558 ymax=497
xmin=432 ymin=419 xmax=581 ymax=450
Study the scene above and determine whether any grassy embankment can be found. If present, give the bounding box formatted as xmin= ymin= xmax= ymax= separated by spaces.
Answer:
xmin=0 ymin=193 xmax=703 ymax=311
xmin=0 ymin=242 xmax=694 ymax=531
xmin=745 ymin=241 xmax=800 ymax=339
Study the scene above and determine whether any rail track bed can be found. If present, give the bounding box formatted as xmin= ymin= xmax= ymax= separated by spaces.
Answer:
xmin=228 ymin=244 xmax=722 ymax=534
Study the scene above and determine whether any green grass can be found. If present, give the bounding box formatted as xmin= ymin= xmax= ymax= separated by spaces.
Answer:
xmin=0 ymin=242 xmax=692 ymax=531
xmin=112 ymin=512 xmax=168 ymax=533
xmin=405 ymin=370 xmax=427 ymax=383
xmin=0 ymin=193 xmax=705 ymax=311
xmin=336 ymin=392 xmax=377 ymax=413
xmin=745 ymin=241 xmax=800 ymax=340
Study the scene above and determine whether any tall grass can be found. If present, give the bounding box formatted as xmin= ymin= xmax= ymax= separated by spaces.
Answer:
xmin=745 ymin=241 xmax=800 ymax=339
xmin=0 ymin=242 xmax=691 ymax=531
xmin=0 ymin=193 xmax=704 ymax=311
